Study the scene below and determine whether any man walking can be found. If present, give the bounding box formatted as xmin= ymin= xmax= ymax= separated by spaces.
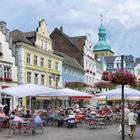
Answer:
xmin=128 ymin=109 xmax=138 ymax=139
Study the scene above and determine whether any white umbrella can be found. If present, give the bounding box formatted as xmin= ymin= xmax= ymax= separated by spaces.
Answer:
xmin=0 ymin=84 xmax=56 ymax=97
xmin=53 ymin=88 xmax=92 ymax=98
xmin=98 ymin=87 xmax=140 ymax=98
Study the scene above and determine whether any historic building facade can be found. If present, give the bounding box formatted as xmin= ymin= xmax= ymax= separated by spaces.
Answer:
xmin=0 ymin=21 xmax=18 ymax=109
xmin=103 ymin=55 xmax=135 ymax=73
xmin=59 ymin=52 xmax=84 ymax=87
xmin=10 ymin=19 xmax=63 ymax=107
xmin=50 ymin=27 xmax=97 ymax=93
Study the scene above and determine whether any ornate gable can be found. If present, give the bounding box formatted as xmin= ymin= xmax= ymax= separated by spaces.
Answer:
xmin=35 ymin=19 xmax=52 ymax=51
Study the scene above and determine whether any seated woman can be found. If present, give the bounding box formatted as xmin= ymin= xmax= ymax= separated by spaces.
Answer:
xmin=34 ymin=112 xmax=41 ymax=125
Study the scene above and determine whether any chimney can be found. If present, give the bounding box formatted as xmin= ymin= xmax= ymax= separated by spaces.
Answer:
xmin=60 ymin=25 xmax=63 ymax=32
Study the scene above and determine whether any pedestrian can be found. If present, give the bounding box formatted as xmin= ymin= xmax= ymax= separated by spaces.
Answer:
xmin=128 ymin=109 xmax=138 ymax=139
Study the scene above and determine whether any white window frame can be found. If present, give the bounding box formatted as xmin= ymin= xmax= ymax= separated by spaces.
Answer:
xmin=55 ymin=62 xmax=59 ymax=71
xmin=26 ymin=53 xmax=31 ymax=64
xmin=4 ymin=66 xmax=11 ymax=78
xmin=49 ymin=75 xmax=53 ymax=87
xmin=40 ymin=57 xmax=45 ymax=67
xmin=27 ymin=71 xmax=32 ymax=83
xmin=48 ymin=59 xmax=52 ymax=69
xmin=34 ymin=73 xmax=39 ymax=84
xmin=34 ymin=55 xmax=38 ymax=66
xmin=41 ymin=74 xmax=45 ymax=85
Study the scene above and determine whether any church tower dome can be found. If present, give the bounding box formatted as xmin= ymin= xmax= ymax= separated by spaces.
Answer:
xmin=94 ymin=14 xmax=114 ymax=58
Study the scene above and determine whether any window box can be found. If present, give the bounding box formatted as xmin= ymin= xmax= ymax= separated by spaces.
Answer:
xmin=4 ymin=78 xmax=12 ymax=82
xmin=0 ymin=77 xmax=3 ymax=81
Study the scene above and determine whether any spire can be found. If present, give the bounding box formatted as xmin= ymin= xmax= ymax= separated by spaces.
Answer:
xmin=101 ymin=13 xmax=103 ymax=25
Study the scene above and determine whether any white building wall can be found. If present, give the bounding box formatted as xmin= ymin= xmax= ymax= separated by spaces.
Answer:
xmin=0 ymin=32 xmax=17 ymax=82
xmin=17 ymin=48 xmax=25 ymax=84
xmin=83 ymin=33 xmax=96 ymax=91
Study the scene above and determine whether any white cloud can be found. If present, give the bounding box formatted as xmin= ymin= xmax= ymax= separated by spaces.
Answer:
xmin=0 ymin=0 xmax=140 ymax=57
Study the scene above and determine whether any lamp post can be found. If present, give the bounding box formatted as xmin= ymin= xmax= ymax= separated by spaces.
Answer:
xmin=52 ymin=74 xmax=60 ymax=108
xmin=121 ymin=55 xmax=125 ymax=140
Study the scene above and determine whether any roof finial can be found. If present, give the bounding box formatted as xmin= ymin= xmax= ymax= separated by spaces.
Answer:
xmin=101 ymin=13 xmax=103 ymax=25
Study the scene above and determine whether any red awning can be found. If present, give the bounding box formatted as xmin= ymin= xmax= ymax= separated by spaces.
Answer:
xmin=71 ymin=96 xmax=92 ymax=99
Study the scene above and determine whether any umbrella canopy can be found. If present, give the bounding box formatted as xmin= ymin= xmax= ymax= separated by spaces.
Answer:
xmin=0 ymin=84 xmax=56 ymax=97
xmin=98 ymin=87 xmax=140 ymax=98
xmin=53 ymin=88 xmax=92 ymax=98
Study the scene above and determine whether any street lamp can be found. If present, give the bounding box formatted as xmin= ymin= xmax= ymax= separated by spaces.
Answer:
xmin=121 ymin=55 xmax=125 ymax=140
xmin=52 ymin=74 xmax=60 ymax=109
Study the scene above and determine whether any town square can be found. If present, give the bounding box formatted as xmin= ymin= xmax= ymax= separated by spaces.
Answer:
xmin=0 ymin=0 xmax=140 ymax=140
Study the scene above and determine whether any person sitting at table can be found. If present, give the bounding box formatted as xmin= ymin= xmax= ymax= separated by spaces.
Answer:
xmin=34 ymin=112 xmax=41 ymax=125
xmin=14 ymin=114 xmax=24 ymax=122
xmin=0 ymin=110 xmax=6 ymax=117
xmin=25 ymin=110 xmax=32 ymax=119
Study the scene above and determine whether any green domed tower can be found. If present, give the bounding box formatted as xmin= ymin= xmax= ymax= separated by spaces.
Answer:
xmin=94 ymin=15 xmax=114 ymax=58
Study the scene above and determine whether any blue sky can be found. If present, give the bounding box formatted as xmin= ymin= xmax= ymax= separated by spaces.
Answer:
xmin=1 ymin=0 xmax=140 ymax=57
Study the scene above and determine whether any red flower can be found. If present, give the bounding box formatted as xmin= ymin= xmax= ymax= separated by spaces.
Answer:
xmin=4 ymin=77 xmax=12 ymax=82
xmin=65 ymin=82 xmax=87 ymax=89
xmin=109 ymin=69 xmax=136 ymax=85
xmin=0 ymin=77 xmax=3 ymax=81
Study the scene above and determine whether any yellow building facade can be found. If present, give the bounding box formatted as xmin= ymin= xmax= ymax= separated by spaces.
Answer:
xmin=11 ymin=19 xmax=63 ymax=108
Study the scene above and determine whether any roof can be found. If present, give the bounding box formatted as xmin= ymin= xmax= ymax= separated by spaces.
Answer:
xmin=104 ymin=55 xmax=134 ymax=63
xmin=24 ymin=31 xmax=35 ymax=38
xmin=94 ymin=41 xmax=112 ymax=51
xmin=51 ymin=28 xmax=84 ymax=53
xmin=55 ymin=51 xmax=84 ymax=71
xmin=10 ymin=29 xmax=34 ymax=45
xmin=70 ymin=36 xmax=86 ymax=52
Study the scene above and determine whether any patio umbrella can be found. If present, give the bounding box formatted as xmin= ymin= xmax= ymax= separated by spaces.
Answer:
xmin=98 ymin=87 xmax=140 ymax=98
xmin=0 ymin=84 xmax=56 ymax=97
xmin=53 ymin=88 xmax=93 ymax=98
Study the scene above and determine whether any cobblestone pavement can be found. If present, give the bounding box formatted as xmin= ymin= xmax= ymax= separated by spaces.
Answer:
xmin=0 ymin=124 xmax=140 ymax=140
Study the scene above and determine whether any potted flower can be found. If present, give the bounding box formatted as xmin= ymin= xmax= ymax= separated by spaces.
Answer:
xmin=4 ymin=77 xmax=13 ymax=82
xmin=109 ymin=69 xmax=136 ymax=85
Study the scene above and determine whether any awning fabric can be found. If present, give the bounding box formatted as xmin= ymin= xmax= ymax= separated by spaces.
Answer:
xmin=0 ymin=84 xmax=56 ymax=97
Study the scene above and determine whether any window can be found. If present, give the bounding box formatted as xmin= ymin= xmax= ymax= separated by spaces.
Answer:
xmin=27 ymin=72 xmax=31 ymax=83
xmin=108 ymin=63 xmax=113 ymax=69
xmin=34 ymin=55 xmax=38 ymax=66
xmin=34 ymin=73 xmax=38 ymax=84
xmin=48 ymin=60 xmax=52 ymax=69
xmin=4 ymin=66 xmax=11 ymax=78
xmin=0 ymin=65 xmax=2 ymax=77
xmin=42 ymin=40 xmax=47 ymax=50
xmin=41 ymin=74 xmax=45 ymax=85
xmin=126 ymin=63 xmax=133 ymax=68
xmin=55 ymin=62 xmax=59 ymax=71
xmin=49 ymin=75 xmax=52 ymax=86
xmin=26 ymin=53 xmax=31 ymax=64
xmin=40 ymin=57 xmax=45 ymax=67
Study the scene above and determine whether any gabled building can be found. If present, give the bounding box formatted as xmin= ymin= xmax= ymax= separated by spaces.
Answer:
xmin=10 ymin=19 xmax=63 ymax=108
xmin=50 ymin=27 xmax=96 ymax=92
xmin=0 ymin=21 xmax=18 ymax=109
xmin=103 ymin=55 xmax=135 ymax=73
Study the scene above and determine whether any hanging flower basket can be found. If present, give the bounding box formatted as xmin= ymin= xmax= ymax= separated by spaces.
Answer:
xmin=4 ymin=78 xmax=13 ymax=82
xmin=109 ymin=69 xmax=136 ymax=85
xmin=0 ymin=77 xmax=3 ymax=81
